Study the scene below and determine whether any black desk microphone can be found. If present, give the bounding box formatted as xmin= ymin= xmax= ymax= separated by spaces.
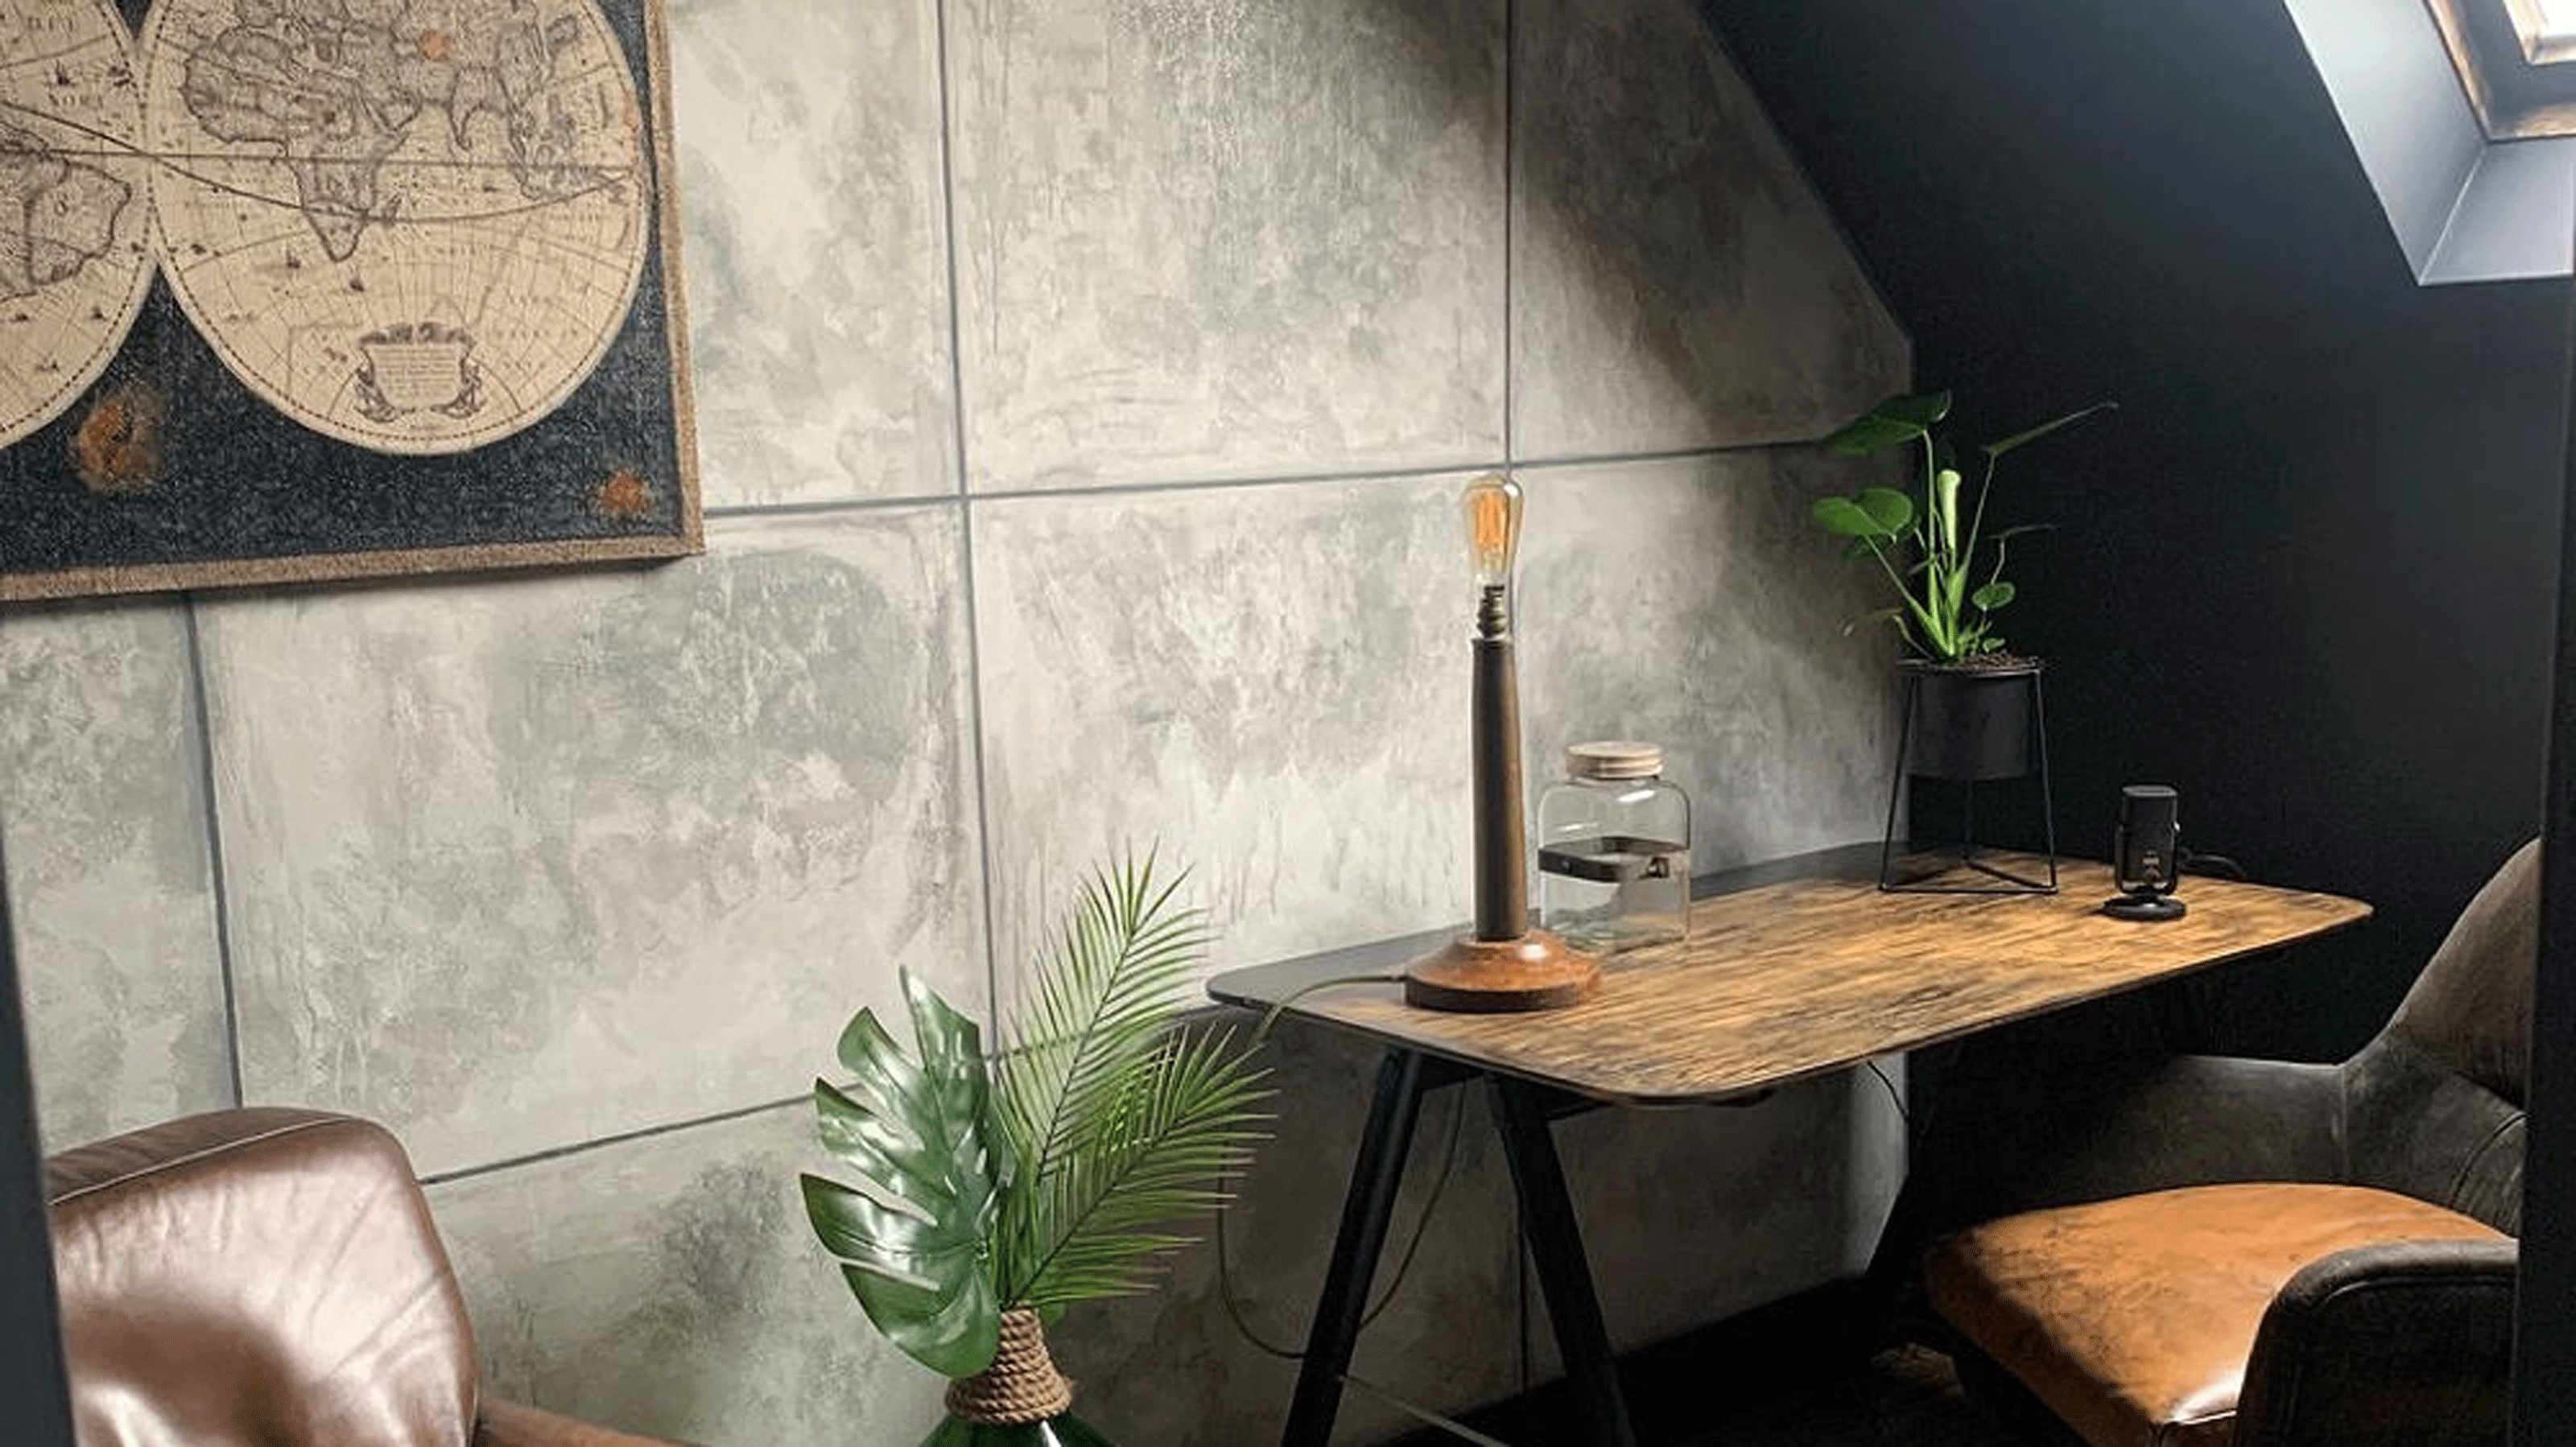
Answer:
xmin=2103 ymin=785 xmax=2186 ymax=921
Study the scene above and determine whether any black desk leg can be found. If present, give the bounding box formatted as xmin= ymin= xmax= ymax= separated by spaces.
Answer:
xmin=1488 ymin=1076 xmax=1639 ymax=1447
xmin=1281 ymin=1049 xmax=1438 ymax=1447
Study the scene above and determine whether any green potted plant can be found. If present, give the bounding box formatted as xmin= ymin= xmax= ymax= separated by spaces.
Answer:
xmin=1810 ymin=390 xmax=2113 ymax=780
xmin=800 ymin=853 xmax=1272 ymax=1446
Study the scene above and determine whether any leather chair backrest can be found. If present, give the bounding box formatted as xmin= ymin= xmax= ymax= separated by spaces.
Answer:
xmin=2343 ymin=840 xmax=2539 ymax=1234
xmin=47 ymin=1108 xmax=479 ymax=1447
xmin=2384 ymin=840 xmax=2540 ymax=1109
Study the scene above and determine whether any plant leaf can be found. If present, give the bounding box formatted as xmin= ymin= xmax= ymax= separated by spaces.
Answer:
xmin=803 ymin=1178 xmax=997 ymax=1377
xmin=1981 ymin=400 xmax=2116 ymax=460
xmin=1814 ymin=490 xmax=1912 ymax=540
xmin=803 ymin=971 xmax=1001 ymax=1378
xmin=990 ymin=853 xmax=1274 ymax=1313
xmin=1842 ymin=605 xmax=1905 ymax=637
xmin=1971 ymin=580 xmax=2017 ymax=612
xmin=1011 ymin=1027 xmax=1273 ymax=1312
xmin=1822 ymin=390 xmax=1953 ymax=455
xmin=1857 ymin=487 xmax=1915 ymax=535
xmin=1812 ymin=495 xmax=1893 ymax=539
xmin=992 ymin=851 xmax=1272 ymax=1311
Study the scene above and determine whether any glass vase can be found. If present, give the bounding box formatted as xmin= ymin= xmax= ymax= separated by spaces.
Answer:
xmin=919 ymin=1413 xmax=1115 ymax=1447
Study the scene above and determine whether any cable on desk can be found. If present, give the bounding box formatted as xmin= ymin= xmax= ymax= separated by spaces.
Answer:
xmin=1222 ymin=970 xmax=1426 ymax=1358
xmin=1213 ymin=1066 xmax=1470 ymax=1360
xmin=1253 ymin=971 xmax=1406 ymax=1046
xmin=2180 ymin=847 xmax=2246 ymax=880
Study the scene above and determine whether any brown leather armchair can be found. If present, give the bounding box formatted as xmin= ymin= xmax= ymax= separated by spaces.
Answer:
xmin=46 ymin=1107 xmax=690 ymax=1447
xmin=1918 ymin=840 xmax=2534 ymax=1447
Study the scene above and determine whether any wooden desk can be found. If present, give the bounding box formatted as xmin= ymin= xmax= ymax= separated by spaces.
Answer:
xmin=1208 ymin=846 xmax=2371 ymax=1447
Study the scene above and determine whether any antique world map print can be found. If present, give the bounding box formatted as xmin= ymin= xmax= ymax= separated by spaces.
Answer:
xmin=0 ymin=0 xmax=696 ymax=601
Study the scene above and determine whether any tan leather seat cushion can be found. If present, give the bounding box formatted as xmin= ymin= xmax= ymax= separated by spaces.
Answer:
xmin=1926 ymin=1182 xmax=2504 ymax=1447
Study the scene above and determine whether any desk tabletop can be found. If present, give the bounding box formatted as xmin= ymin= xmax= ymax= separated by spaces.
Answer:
xmin=1206 ymin=846 xmax=2371 ymax=1106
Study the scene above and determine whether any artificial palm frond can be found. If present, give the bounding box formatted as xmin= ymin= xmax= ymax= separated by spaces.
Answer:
xmin=1009 ymin=1024 xmax=1273 ymax=1312
xmin=989 ymin=850 xmax=1228 ymax=1301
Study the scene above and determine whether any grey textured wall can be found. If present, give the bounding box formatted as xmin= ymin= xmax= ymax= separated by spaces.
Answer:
xmin=2 ymin=1 xmax=1907 ymax=1441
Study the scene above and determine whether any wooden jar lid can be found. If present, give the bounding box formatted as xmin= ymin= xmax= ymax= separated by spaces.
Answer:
xmin=1565 ymin=740 xmax=1662 ymax=781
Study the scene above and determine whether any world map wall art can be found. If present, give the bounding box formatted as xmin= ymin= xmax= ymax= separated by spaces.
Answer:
xmin=0 ymin=0 xmax=698 ymax=602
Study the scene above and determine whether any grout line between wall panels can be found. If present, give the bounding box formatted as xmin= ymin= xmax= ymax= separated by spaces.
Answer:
xmin=930 ymin=0 xmax=1005 ymax=1033
xmin=417 ymin=1009 xmax=1280 ymax=1185
xmin=970 ymin=460 xmax=1499 ymax=503
xmin=179 ymin=598 xmax=246 ymax=1109
xmin=702 ymin=439 xmax=1810 ymax=528
xmin=704 ymin=494 xmax=962 ymax=521
xmin=1515 ymin=441 xmax=1797 ymax=472
xmin=1502 ymin=0 xmax=1517 ymax=470
xmin=933 ymin=0 xmax=973 ymax=503
xmin=419 ymin=1090 xmax=810 ymax=1187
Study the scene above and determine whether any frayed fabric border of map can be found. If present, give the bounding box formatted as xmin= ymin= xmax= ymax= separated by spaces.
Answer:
xmin=0 ymin=0 xmax=700 ymax=603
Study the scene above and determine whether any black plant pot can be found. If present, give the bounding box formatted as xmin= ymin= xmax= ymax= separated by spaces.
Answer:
xmin=1905 ymin=661 xmax=2039 ymax=781
xmin=1880 ymin=659 xmax=2058 ymax=894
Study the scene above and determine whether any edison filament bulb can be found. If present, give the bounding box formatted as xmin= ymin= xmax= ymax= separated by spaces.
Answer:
xmin=1462 ymin=472 xmax=1523 ymax=593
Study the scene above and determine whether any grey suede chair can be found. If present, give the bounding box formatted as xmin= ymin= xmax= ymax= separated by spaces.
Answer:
xmin=1920 ymin=839 xmax=2535 ymax=1447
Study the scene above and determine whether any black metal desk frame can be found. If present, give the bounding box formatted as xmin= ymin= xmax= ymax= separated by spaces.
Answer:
xmin=1282 ymin=1049 xmax=1649 ymax=1447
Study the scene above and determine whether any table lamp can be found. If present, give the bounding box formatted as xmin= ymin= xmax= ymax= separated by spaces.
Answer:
xmin=1403 ymin=473 xmax=1602 ymax=1012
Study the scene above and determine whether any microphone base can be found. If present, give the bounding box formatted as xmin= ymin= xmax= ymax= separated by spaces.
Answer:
xmin=2101 ymin=893 xmax=2187 ymax=922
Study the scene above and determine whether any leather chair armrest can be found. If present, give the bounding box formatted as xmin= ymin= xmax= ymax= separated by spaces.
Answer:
xmin=477 ymin=1397 xmax=700 ymax=1447
xmin=2234 ymin=1238 xmax=2516 ymax=1447
xmin=1918 ymin=1053 xmax=2348 ymax=1235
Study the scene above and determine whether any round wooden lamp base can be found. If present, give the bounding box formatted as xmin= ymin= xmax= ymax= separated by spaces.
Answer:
xmin=1403 ymin=930 xmax=1601 ymax=1013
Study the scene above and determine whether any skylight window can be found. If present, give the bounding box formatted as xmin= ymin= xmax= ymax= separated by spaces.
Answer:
xmin=2506 ymin=0 xmax=2576 ymax=63
xmin=2429 ymin=0 xmax=2576 ymax=134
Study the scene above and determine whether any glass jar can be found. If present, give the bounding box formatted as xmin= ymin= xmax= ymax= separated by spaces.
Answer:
xmin=1536 ymin=741 xmax=1690 ymax=954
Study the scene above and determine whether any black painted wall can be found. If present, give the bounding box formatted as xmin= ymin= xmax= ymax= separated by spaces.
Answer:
xmin=1704 ymin=0 xmax=2569 ymax=1059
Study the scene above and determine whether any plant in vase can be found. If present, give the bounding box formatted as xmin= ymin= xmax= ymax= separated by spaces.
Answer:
xmin=1810 ymin=390 xmax=2114 ymax=783
xmin=799 ymin=853 xmax=1272 ymax=1446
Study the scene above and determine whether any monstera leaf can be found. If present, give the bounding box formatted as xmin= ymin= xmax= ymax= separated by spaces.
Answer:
xmin=800 ymin=970 xmax=1001 ymax=1379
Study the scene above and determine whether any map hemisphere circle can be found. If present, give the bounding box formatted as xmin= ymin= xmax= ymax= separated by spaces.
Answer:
xmin=0 ymin=0 xmax=158 ymax=451
xmin=138 ymin=0 xmax=651 ymax=456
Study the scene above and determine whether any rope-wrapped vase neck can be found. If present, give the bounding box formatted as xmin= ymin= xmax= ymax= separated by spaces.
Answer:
xmin=946 ymin=1309 xmax=1076 ymax=1425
